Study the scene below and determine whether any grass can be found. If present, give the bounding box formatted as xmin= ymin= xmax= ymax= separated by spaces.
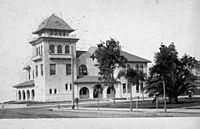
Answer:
xmin=82 ymin=97 xmax=200 ymax=109
xmin=1 ymin=97 xmax=200 ymax=118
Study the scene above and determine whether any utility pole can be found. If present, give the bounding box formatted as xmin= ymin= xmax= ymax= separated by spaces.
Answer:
xmin=71 ymin=45 xmax=75 ymax=109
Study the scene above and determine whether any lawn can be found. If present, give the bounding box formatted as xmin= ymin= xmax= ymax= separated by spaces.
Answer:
xmin=1 ymin=97 xmax=200 ymax=118
xmin=82 ymin=97 xmax=200 ymax=109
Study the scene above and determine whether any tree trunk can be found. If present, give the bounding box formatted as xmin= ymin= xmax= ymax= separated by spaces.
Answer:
xmin=130 ymin=83 xmax=133 ymax=112
xmin=98 ymin=98 xmax=99 ymax=110
xmin=113 ymin=90 xmax=115 ymax=104
xmin=162 ymin=76 xmax=167 ymax=112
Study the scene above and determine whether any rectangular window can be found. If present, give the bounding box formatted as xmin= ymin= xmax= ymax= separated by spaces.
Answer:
xmin=41 ymin=64 xmax=43 ymax=76
xmin=54 ymin=89 xmax=57 ymax=94
xmin=65 ymin=84 xmax=68 ymax=90
xmin=36 ymin=48 xmax=38 ymax=55
xmin=70 ymin=84 xmax=72 ymax=90
xmin=41 ymin=46 xmax=43 ymax=55
xmin=66 ymin=64 xmax=71 ymax=75
xmin=50 ymin=64 xmax=56 ymax=75
xmin=49 ymin=89 xmax=52 ymax=94
xmin=32 ymin=70 xmax=34 ymax=79
xmin=35 ymin=65 xmax=38 ymax=77
xmin=136 ymin=81 xmax=139 ymax=93
xmin=28 ymin=71 xmax=30 ymax=80
xmin=123 ymin=83 xmax=126 ymax=93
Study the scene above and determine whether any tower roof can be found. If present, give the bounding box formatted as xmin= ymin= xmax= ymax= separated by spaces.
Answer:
xmin=33 ymin=14 xmax=75 ymax=34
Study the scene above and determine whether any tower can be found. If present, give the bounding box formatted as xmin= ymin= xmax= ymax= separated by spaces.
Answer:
xmin=29 ymin=14 xmax=79 ymax=101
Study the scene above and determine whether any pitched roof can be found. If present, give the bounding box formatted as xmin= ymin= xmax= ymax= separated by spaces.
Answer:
xmin=74 ymin=76 xmax=119 ymax=84
xmin=13 ymin=80 xmax=35 ymax=88
xmin=121 ymin=51 xmax=151 ymax=63
xmin=33 ymin=14 xmax=74 ymax=34
xmin=76 ymin=50 xmax=86 ymax=58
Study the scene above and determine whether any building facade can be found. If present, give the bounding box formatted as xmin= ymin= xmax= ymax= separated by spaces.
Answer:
xmin=13 ymin=14 xmax=151 ymax=102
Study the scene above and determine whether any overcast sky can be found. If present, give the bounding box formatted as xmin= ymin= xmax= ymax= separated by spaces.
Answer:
xmin=0 ymin=0 xmax=199 ymax=102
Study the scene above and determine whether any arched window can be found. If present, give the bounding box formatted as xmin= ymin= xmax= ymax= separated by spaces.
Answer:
xmin=57 ymin=45 xmax=62 ymax=54
xmin=49 ymin=45 xmax=55 ymax=53
xmin=140 ymin=65 xmax=143 ymax=72
xmin=18 ymin=91 xmax=21 ymax=100
xmin=65 ymin=45 xmax=70 ymax=54
xmin=79 ymin=65 xmax=87 ymax=75
xmin=27 ymin=90 xmax=30 ymax=100
xmin=22 ymin=90 xmax=26 ymax=100
xmin=31 ymin=89 xmax=35 ymax=100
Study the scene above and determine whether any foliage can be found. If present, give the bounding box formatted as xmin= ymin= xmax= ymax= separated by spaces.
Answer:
xmin=93 ymin=84 xmax=103 ymax=98
xmin=93 ymin=38 xmax=127 ymax=83
xmin=145 ymin=43 xmax=198 ymax=104
xmin=117 ymin=67 xmax=145 ymax=111
xmin=92 ymin=38 xmax=127 ymax=103
xmin=93 ymin=38 xmax=126 ymax=88
xmin=117 ymin=68 xmax=145 ymax=86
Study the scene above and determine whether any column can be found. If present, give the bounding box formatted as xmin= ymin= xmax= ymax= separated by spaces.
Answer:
xmin=89 ymin=88 xmax=94 ymax=99
xmin=103 ymin=87 xmax=107 ymax=98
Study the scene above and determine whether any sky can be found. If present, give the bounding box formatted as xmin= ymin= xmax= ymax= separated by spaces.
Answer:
xmin=0 ymin=0 xmax=199 ymax=102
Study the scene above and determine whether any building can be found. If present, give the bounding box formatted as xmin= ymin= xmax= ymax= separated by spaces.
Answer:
xmin=13 ymin=14 xmax=151 ymax=102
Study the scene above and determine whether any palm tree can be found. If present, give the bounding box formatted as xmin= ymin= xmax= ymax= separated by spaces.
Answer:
xmin=117 ymin=68 xmax=145 ymax=111
xmin=93 ymin=84 xmax=103 ymax=110
xmin=145 ymin=66 xmax=198 ymax=104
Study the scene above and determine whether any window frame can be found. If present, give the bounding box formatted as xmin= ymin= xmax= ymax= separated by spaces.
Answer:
xmin=35 ymin=65 xmax=38 ymax=77
xmin=66 ymin=64 xmax=71 ymax=75
xmin=57 ymin=45 xmax=62 ymax=54
xmin=41 ymin=64 xmax=43 ymax=76
xmin=65 ymin=45 xmax=70 ymax=54
xmin=49 ymin=44 xmax=55 ymax=54
xmin=50 ymin=64 xmax=56 ymax=75
xmin=122 ymin=83 xmax=126 ymax=93
xmin=79 ymin=65 xmax=88 ymax=76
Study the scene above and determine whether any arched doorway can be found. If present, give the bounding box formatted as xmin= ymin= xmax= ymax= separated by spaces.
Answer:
xmin=27 ymin=90 xmax=30 ymax=100
xmin=79 ymin=87 xmax=89 ymax=99
xmin=31 ymin=89 xmax=35 ymax=100
xmin=107 ymin=87 xmax=116 ymax=98
xmin=18 ymin=91 xmax=21 ymax=101
xmin=93 ymin=84 xmax=103 ymax=98
xmin=22 ymin=90 xmax=26 ymax=100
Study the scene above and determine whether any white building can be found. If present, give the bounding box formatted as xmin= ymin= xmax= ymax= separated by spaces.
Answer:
xmin=13 ymin=14 xmax=151 ymax=102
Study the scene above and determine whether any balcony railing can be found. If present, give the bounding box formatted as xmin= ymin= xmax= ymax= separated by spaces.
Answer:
xmin=49 ymin=53 xmax=71 ymax=59
xmin=32 ymin=55 xmax=42 ymax=61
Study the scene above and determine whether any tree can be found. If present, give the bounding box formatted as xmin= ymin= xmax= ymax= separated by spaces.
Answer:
xmin=180 ymin=54 xmax=198 ymax=70
xmin=92 ymin=38 xmax=127 ymax=103
xmin=117 ymin=68 xmax=145 ymax=111
xmin=93 ymin=84 xmax=103 ymax=110
xmin=145 ymin=43 xmax=198 ymax=106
